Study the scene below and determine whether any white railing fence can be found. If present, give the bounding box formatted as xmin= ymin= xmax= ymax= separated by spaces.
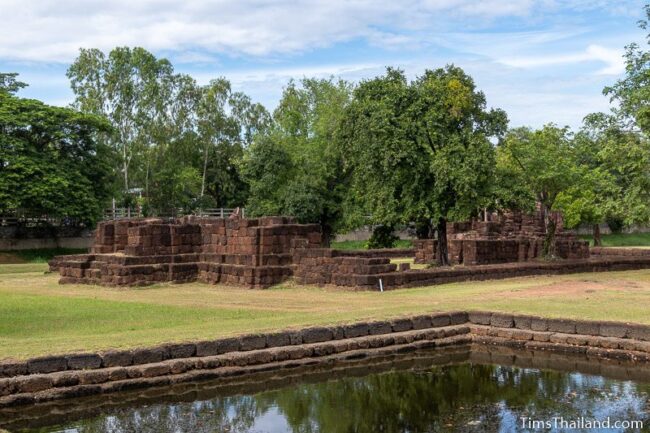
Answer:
xmin=103 ymin=207 xmax=245 ymax=220
xmin=0 ymin=211 xmax=83 ymax=227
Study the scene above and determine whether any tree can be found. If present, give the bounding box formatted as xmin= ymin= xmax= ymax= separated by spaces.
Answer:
xmin=558 ymin=113 xmax=650 ymax=244
xmin=341 ymin=66 xmax=507 ymax=264
xmin=0 ymin=75 xmax=113 ymax=224
xmin=0 ymin=72 xmax=27 ymax=94
xmin=244 ymin=78 xmax=351 ymax=243
xmin=570 ymin=3 xmax=650 ymax=241
xmin=67 ymin=47 xmax=269 ymax=213
xmin=497 ymin=124 xmax=581 ymax=256
xmin=603 ymin=4 xmax=650 ymax=133
xmin=68 ymin=47 xmax=176 ymax=195
xmin=194 ymin=80 xmax=270 ymax=208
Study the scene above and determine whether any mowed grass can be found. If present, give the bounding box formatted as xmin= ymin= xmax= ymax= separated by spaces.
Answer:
xmin=0 ymin=248 xmax=88 ymax=264
xmin=3 ymin=263 xmax=650 ymax=359
xmin=581 ymin=232 xmax=650 ymax=247
xmin=331 ymin=239 xmax=413 ymax=250
xmin=0 ymin=263 xmax=47 ymax=275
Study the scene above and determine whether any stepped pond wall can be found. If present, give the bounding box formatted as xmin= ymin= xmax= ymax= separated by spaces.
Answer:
xmin=4 ymin=311 xmax=650 ymax=408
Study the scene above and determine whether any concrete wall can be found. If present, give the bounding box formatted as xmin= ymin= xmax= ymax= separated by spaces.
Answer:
xmin=334 ymin=226 xmax=413 ymax=242
xmin=0 ymin=237 xmax=92 ymax=251
xmin=0 ymin=226 xmax=94 ymax=251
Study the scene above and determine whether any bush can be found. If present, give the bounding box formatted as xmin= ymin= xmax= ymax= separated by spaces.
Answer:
xmin=366 ymin=225 xmax=399 ymax=249
xmin=606 ymin=217 xmax=625 ymax=234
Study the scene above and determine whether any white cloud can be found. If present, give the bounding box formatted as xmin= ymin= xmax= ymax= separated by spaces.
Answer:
xmin=1 ymin=0 xmax=642 ymax=131
xmin=498 ymin=44 xmax=625 ymax=75
xmin=0 ymin=0 xmax=634 ymax=63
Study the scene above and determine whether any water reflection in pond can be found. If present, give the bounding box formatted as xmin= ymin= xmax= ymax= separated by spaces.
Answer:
xmin=4 ymin=348 xmax=650 ymax=433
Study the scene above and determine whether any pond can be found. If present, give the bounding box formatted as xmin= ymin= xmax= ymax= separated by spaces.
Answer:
xmin=3 ymin=347 xmax=650 ymax=432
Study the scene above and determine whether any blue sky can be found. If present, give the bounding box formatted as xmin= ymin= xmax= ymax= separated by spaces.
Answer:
xmin=0 ymin=0 xmax=646 ymax=129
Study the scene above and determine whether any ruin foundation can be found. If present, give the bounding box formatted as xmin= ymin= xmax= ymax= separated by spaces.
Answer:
xmin=50 ymin=211 xmax=630 ymax=291
xmin=414 ymin=210 xmax=589 ymax=265
xmin=53 ymin=216 xmax=322 ymax=289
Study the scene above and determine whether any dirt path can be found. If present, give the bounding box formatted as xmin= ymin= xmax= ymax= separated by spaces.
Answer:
xmin=0 ymin=252 xmax=25 ymax=264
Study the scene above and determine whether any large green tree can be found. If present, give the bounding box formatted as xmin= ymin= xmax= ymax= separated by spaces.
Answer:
xmin=244 ymin=78 xmax=351 ymax=243
xmin=0 ymin=74 xmax=113 ymax=223
xmin=498 ymin=124 xmax=585 ymax=255
xmin=559 ymin=114 xmax=650 ymax=243
xmin=194 ymin=79 xmax=270 ymax=208
xmin=603 ymin=4 xmax=650 ymax=133
xmin=566 ymin=3 xmax=650 ymax=241
xmin=340 ymin=66 xmax=507 ymax=264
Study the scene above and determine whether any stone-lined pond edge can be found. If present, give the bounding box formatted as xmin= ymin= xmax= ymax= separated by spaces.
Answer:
xmin=3 ymin=310 xmax=650 ymax=408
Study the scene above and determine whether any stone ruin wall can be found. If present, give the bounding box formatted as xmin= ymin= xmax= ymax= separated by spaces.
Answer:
xmin=414 ymin=210 xmax=590 ymax=265
xmin=53 ymin=216 xmax=417 ymax=289
xmin=292 ymin=247 xmax=411 ymax=288
xmin=54 ymin=216 xmax=322 ymax=288
xmin=52 ymin=210 xmax=597 ymax=291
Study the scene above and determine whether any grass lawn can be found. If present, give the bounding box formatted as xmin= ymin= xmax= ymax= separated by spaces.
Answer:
xmin=331 ymin=239 xmax=413 ymax=250
xmin=580 ymin=232 xmax=650 ymax=247
xmin=332 ymin=232 xmax=650 ymax=249
xmin=0 ymin=248 xmax=88 ymax=264
xmin=390 ymin=257 xmax=429 ymax=270
xmin=3 ymin=263 xmax=650 ymax=360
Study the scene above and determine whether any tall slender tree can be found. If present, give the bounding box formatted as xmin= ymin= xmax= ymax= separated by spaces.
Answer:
xmin=67 ymin=47 xmax=175 ymax=195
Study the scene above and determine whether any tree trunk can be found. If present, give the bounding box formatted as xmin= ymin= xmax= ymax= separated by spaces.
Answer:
xmin=542 ymin=207 xmax=557 ymax=258
xmin=200 ymin=144 xmax=209 ymax=198
xmin=593 ymin=224 xmax=602 ymax=247
xmin=436 ymin=217 xmax=450 ymax=266
xmin=145 ymin=157 xmax=150 ymax=199
xmin=123 ymin=157 xmax=129 ymax=193
xmin=320 ymin=223 xmax=332 ymax=247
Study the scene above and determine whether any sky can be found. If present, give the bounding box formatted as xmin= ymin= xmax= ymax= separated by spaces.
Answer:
xmin=0 ymin=0 xmax=647 ymax=129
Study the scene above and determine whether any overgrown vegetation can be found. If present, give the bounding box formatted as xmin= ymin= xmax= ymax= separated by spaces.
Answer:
xmin=366 ymin=225 xmax=400 ymax=249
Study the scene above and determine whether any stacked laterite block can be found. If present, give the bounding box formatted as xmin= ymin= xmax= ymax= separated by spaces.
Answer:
xmin=414 ymin=209 xmax=589 ymax=266
xmin=54 ymin=216 xmax=322 ymax=289
xmin=554 ymin=233 xmax=590 ymax=259
xmin=92 ymin=219 xmax=155 ymax=253
xmin=293 ymin=248 xmax=400 ymax=289
xmin=197 ymin=216 xmax=321 ymax=288
xmin=413 ymin=239 xmax=437 ymax=264
xmin=461 ymin=239 xmax=543 ymax=265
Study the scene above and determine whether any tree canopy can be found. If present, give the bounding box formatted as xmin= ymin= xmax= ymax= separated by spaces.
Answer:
xmin=67 ymin=47 xmax=269 ymax=213
xmin=340 ymin=66 xmax=507 ymax=263
xmin=0 ymin=78 xmax=113 ymax=223
xmin=244 ymin=78 xmax=351 ymax=242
